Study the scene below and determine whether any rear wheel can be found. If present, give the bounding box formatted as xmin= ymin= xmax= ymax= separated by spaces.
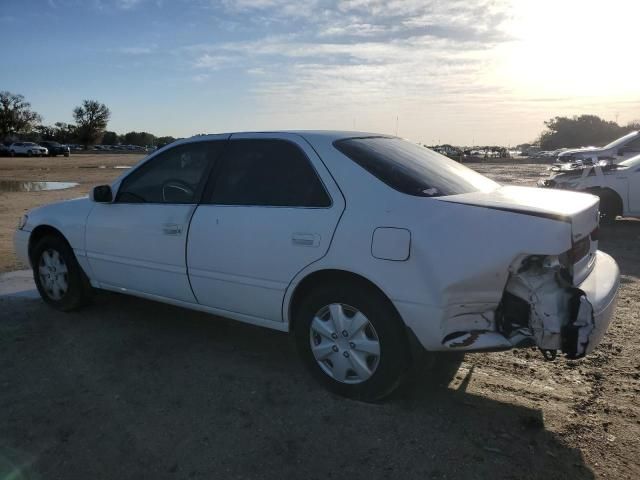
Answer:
xmin=294 ymin=282 xmax=410 ymax=401
xmin=32 ymin=235 xmax=92 ymax=311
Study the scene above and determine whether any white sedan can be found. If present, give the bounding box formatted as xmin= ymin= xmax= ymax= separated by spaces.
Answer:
xmin=14 ymin=131 xmax=620 ymax=400
xmin=9 ymin=142 xmax=48 ymax=157
xmin=539 ymin=154 xmax=640 ymax=222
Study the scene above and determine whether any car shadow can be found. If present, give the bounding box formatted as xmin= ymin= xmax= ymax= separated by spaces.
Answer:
xmin=0 ymin=291 xmax=595 ymax=479
xmin=599 ymin=218 xmax=640 ymax=281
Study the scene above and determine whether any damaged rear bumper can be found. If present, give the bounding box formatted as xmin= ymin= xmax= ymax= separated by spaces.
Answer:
xmin=574 ymin=251 xmax=619 ymax=355
xmin=434 ymin=251 xmax=619 ymax=358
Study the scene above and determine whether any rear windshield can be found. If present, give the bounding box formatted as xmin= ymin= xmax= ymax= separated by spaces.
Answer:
xmin=334 ymin=137 xmax=498 ymax=197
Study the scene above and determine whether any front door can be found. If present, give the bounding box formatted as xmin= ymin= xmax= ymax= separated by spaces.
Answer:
xmin=187 ymin=133 xmax=345 ymax=322
xmin=628 ymin=164 xmax=640 ymax=214
xmin=85 ymin=138 xmax=227 ymax=302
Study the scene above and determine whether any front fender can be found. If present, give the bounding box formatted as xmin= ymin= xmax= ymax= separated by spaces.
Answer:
xmin=24 ymin=197 xmax=95 ymax=255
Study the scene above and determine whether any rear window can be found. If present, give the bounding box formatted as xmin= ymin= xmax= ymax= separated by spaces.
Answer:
xmin=334 ymin=137 xmax=498 ymax=197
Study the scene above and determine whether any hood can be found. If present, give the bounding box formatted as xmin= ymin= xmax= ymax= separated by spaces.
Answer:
xmin=558 ymin=146 xmax=601 ymax=158
xmin=436 ymin=186 xmax=599 ymax=240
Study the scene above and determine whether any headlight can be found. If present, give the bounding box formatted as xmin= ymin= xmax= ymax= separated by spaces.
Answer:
xmin=17 ymin=214 xmax=28 ymax=230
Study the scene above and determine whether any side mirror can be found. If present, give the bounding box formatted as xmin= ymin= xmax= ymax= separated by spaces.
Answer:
xmin=91 ymin=185 xmax=113 ymax=203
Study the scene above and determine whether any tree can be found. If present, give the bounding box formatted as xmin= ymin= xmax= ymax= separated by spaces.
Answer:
xmin=73 ymin=99 xmax=111 ymax=148
xmin=101 ymin=131 xmax=120 ymax=145
xmin=156 ymin=136 xmax=176 ymax=146
xmin=0 ymin=91 xmax=42 ymax=140
xmin=34 ymin=124 xmax=56 ymax=140
xmin=537 ymin=115 xmax=626 ymax=150
xmin=53 ymin=122 xmax=76 ymax=144
xmin=123 ymin=131 xmax=155 ymax=147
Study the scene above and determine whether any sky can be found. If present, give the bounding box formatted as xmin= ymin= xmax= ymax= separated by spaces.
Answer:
xmin=1 ymin=0 xmax=638 ymax=145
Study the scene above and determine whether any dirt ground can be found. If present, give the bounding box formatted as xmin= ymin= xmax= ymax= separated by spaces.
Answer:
xmin=0 ymin=155 xmax=639 ymax=479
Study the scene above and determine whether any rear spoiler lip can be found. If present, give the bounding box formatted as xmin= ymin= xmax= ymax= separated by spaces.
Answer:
xmin=438 ymin=200 xmax=571 ymax=223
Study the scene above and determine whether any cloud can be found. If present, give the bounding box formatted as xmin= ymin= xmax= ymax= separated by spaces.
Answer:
xmin=118 ymin=45 xmax=156 ymax=55
xmin=193 ymin=53 xmax=237 ymax=70
xmin=116 ymin=0 xmax=143 ymax=9
xmin=182 ymin=0 xmax=517 ymax=126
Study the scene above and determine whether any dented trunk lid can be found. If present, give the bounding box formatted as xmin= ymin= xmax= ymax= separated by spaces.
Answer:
xmin=436 ymin=186 xmax=599 ymax=241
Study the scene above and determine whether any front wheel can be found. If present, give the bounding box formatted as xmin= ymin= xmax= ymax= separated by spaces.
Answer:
xmin=294 ymin=283 xmax=410 ymax=401
xmin=32 ymin=235 xmax=92 ymax=311
xmin=597 ymin=190 xmax=622 ymax=224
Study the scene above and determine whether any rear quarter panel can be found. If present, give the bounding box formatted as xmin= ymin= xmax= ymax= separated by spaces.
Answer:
xmin=285 ymin=135 xmax=573 ymax=323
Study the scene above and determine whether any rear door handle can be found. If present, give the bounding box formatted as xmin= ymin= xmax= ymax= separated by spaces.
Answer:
xmin=292 ymin=233 xmax=319 ymax=247
xmin=163 ymin=224 xmax=183 ymax=235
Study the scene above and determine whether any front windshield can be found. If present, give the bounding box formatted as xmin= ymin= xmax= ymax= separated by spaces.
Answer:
xmin=334 ymin=136 xmax=499 ymax=197
xmin=619 ymin=154 xmax=640 ymax=168
xmin=603 ymin=131 xmax=638 ymax=149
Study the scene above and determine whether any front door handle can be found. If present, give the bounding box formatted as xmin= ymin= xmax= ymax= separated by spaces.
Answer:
xmin=163 ymin=224 xmax=183 ymax=235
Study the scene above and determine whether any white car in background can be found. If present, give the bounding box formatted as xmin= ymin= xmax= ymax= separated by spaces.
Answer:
xmin=9 ymin=142 xmax=48 ymax=157
xmin=540 ymin=154 xmax=640 ymax=222
xmin=555 ymin=131 xmax=640 ymax=165
xmin=14 ymin=131 xmax=620 ymax=400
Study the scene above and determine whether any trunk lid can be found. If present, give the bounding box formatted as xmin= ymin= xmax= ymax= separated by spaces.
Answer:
xmin=435 ymin=186 xmax=599 ymax=241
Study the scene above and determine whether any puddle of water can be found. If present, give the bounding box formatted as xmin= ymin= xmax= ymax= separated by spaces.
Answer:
xmin=0 ymin=181 xmax=79 ymax=192
xmin=87 ymin=165 xmax=131 ymax=170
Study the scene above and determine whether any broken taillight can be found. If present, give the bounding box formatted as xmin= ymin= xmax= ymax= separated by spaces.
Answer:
xmin=568 ymin=236 xmax=590 ymax=264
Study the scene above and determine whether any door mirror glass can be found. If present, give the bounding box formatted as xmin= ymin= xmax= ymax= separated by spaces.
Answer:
xmin=92 ymin=185 xmax=113 ymax=203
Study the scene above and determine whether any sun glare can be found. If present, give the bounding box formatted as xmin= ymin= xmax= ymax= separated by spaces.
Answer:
xmin=500 ymin=0 xmax=640 ymax=100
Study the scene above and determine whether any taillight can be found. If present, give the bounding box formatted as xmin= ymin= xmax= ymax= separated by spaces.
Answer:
xmin=567 ymin=236 xmax=590 ymax=264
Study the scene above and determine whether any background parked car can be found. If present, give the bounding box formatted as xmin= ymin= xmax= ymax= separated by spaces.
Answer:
xmin=0 ymin=143 xmax=10 ymax=157
xmin=555 ymin=131 xmax=640 ymax=165
xmin=39 ymin=141 xmax=70 ymax=157
xmin=8 ymin=142 xmax=48 ymax=157
xmin=539 ymin=154 xmax=640 ymax=223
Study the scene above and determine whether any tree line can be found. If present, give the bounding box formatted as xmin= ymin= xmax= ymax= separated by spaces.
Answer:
xmin=2 ymin=90 xmax=638 ymax=152
xmin=0 ymin=91 xmax=175 ymax=149
xmin=536 ymin=115 xmax=640 ymax=150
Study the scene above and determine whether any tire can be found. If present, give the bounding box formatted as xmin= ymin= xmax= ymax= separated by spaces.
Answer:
xmin=10 ymin=150 xmax=15 ymax=157
xmin=27 ymin=150 xmax=33 ymax=157
xmin=32 ymin=234 xmax=92 ymax=311
xmin=597 ymin=190 xmax=622 ymax=224
xmin=64 ymin=152 xmax=70 ymax=157
xmin=294 ymin=282 xmax=411 ymax=401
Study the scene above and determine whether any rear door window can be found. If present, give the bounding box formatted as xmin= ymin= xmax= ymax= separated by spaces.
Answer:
xmin=206 ymin=139 xmax=331 ymax=207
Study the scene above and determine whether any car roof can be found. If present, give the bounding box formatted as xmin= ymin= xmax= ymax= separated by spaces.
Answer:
xmin=180 ymin=130 xmax=391 ymax=144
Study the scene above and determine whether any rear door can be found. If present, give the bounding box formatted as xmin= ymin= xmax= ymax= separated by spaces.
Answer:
xmin=85 ymin=137 xmax=227 ymax=302
xmin=187 ymin=133 xmax=345 ymax=323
